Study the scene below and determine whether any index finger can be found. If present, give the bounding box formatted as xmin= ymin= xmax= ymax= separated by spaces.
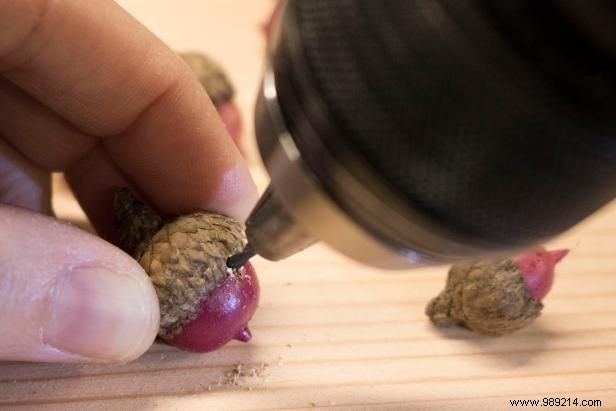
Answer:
xmin=0 ymin=0 xmax=257 ymax=220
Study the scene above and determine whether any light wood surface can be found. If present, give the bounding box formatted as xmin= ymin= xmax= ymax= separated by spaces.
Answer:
xmin=1 ymin=2 xmax=615 ymax=410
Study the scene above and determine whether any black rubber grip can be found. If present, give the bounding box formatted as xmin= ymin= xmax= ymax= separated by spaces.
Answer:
xmin=283 ymin=0 xmax=616 ymax=246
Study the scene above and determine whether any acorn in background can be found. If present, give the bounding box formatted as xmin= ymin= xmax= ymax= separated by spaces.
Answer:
xmin=426 ymin=248 xmax=569 ymax=336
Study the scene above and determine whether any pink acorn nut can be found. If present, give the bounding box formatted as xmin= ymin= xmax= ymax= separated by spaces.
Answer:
xmin=513 ymin=247 xmax=569 ymax=300
xmin=170 ymin=262 xmax=260 ymax=352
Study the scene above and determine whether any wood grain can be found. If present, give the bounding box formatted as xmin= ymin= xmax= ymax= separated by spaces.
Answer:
xmin=1 ymin=1 xmax=615 ymax=410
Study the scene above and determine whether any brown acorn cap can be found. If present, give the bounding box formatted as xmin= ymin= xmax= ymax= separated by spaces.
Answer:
xmin=426 ymin=259 xmax=543 ymax=336
xmin=113 ymin=188 xmax=164 ymax=258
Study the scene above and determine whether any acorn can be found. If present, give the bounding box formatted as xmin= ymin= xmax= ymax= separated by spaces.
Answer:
xmin=114 ymin=188 xmax=259 ymax=352
xmin=426 ymin=248 xmax=568 ymax=336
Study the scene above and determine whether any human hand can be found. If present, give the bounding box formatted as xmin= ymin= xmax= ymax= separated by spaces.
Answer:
xmin=0 ymin=0 xmax=258 ymax=363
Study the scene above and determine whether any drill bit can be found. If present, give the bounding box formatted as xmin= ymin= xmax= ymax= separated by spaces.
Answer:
xmin=226 ymin=243 xmax=256 ymax=269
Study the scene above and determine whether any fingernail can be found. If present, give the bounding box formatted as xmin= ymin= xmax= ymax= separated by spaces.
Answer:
xmin=44 ymin=266 xmax=158 ymax=362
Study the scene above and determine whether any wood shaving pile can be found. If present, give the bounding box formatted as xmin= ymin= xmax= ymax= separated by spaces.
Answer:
xmin=208 ymin=362 xmax=269 ymax=391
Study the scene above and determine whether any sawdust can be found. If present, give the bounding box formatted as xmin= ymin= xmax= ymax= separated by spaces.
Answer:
xmin=208 ymin=362 xmax=269 ymax=391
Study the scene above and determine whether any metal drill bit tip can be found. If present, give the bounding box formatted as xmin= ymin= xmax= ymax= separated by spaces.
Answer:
xmin=226 ymin=243 xmax=256 ymax=269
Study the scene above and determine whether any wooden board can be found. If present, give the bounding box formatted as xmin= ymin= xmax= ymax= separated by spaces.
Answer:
xmin=1 ymin=1 xmax=615 ymax=409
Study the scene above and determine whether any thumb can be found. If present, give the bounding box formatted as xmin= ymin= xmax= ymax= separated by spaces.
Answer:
xmin=0 ymin=205 xmax=159 ymax=363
